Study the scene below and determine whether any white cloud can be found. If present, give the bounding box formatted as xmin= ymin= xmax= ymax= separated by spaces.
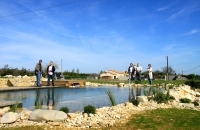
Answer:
xmin=182 ymin=29 xmax=199 ymax=36
xmin=167 ymin=9 xmax=185 ymax=20
xmin=157 ymin=6 xmax=169 ymax=11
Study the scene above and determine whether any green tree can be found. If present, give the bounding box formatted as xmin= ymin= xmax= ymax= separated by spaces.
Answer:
xmin=187 ymin=74 xmax=196 ymax=80
xmin=72 ymin=68 xmax=75 ymax=73
xmin=76 ymin=68 xmax=79 ymax=74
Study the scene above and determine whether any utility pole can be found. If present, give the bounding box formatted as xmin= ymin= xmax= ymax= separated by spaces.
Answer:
xmin=61 ymin=59 xmax=63 ymax=76
xmin=182 ymin=70 xmax=183 ymax=80
xmin=166 ymin=56 xmax=169 ymax=81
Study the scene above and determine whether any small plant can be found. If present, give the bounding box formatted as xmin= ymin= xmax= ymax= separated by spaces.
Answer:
xmin=180 ymin=98 xmax=191 ymax=103
xmin=10 ymin=101 xmax=19 ymax=112
xmin=130 ymin=99 xmax=139 ymax=106
xmin=152 ymin=90 xmax=175 ymax=103
xmin=169 ymin=85 xmax=174 ymax=89
xmin=170 ymin=96 xmax=176 ymax=100
xmin=59 ymin=107 xmax=69 ymax=114
xmin=106 ymin=89 xmax=116 ymax=106
xmin=84 ymin=105 xmax=96 ymax=114
xmin=192 ymin=101 xmax=199 ymax=106
xmin=135 ymin=80 xmax=139 ymax=84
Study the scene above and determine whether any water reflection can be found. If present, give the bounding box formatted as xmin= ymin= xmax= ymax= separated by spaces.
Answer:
xmin=47 ymin=88 xmax=55 ymax=110
xmin=0 ymin=86 xmax=164 ymax=112
xmin=35 ymin=89 xmax=43 ymax=109
xmin=128 ymin=86 xmax=164 ymax=101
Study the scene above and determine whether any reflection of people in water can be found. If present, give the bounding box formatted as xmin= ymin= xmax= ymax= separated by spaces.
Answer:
xmin=129 ymin=87 xmax=135 ymax=101
xmin=35 ymin=89 xmax=43 ymax=109
xmin=47 ymin=88 xmax=55 ymax=110
xmin=136 ymin=87 xmax=141 ymax=96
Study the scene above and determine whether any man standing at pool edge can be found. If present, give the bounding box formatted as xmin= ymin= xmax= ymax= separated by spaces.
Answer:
xmin=136 ymin=63 xmax=143 ymax=83
xmin=35 ymin=59 xmax=43 ymax=87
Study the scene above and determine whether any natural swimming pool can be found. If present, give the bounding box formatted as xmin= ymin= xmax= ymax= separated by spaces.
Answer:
xmin=0 ymin=86 xmax=159 ymax=112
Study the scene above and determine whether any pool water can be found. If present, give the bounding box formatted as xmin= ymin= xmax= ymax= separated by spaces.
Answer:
xmin=0 ymin=86 xmax=158 ymax=112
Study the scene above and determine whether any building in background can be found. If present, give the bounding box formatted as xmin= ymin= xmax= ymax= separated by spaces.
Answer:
xmin=100 ymin=70 xmax=128 ymax=80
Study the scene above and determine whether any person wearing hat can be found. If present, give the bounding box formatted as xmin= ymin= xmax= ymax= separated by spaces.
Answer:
xmin=35 ymin=59 xmax=43 ymax=87
xmin=147 ymin=64 xmax=153 ymax=85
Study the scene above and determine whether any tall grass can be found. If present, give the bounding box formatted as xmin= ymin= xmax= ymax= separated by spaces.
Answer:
xmin=10 ymin=101 xmax=19 ymax=112
xmin=106 ymin=89 xmax=116 ymax=106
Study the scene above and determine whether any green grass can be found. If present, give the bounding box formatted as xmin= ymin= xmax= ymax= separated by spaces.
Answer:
xmin=86 ymin=79 xmax=186 ymax=86
xmin=125 ymin=108 xmax=200 ymax=130
xmin=1 ymin=126 xmax=44 ymax=130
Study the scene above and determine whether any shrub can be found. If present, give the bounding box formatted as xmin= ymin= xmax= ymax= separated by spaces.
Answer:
xmin=84 ymin=105 xmax=96 ymax=114
xmin=59 ymin=107 xmax=69 ymax=114
xmin=170 ymin=96 xmax=176 ymax=100
xmin=135 ymin=80 xmax=139 ymax=84
xmin=180 ymin=98 xmax=191 ymax=103
xmin=193 ymin=101 xmax=199 ymax=106
xmin=152 ymin=90 xmax=175 ymax=103
xmin=185 ymin=81 xmax=200 ymax=89
xmin=130 ymin=99 xmax=139 ymax=106
xmin=169 ymin=85 xmax=174 ymax=89
xmin=187 ymin=74 xmax=196 ymax=80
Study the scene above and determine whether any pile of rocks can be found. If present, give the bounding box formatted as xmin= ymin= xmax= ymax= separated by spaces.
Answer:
xmin=0 ymin=85 xmax=200 ymax=129
xmin=0 ymin=77 xmax=48 ymax=87
xmin=0 ymin=79 xmax=9 ymax=88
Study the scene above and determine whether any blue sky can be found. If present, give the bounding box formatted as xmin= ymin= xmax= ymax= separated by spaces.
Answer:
xmin=0 ymin=0 xmax=200 ymax=74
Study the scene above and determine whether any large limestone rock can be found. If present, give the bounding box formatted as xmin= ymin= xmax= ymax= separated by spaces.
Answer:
xmin=0 ymin=109 xmax=4 ymax=117
xmin=137 ymin=96 xmax=148 ymax=103
xmin=85 ymin=82 xmax=91 ymax=86
xmin=0 ymin=107 xmax=10 ymax=117
xmin=3 ymin=107 xmax=10 ymax=113
xmin=181 ymin=103 xmax=195 ymax=108
xmin=29 ymin=109 xmax=67 ymax=122
xmin=20 ymin=110 xmax=32 ymax=120
xmin=0 ymin=112 xmax=18 ymax=124
xmin=67 ymin=113 xmax=77 ymax=119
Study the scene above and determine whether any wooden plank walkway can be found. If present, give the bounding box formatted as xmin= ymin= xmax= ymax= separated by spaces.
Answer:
xmin=0 ymin=86 xmax=64 ymax=92
xmin=0 ymin=100 xmax=22 ymax=108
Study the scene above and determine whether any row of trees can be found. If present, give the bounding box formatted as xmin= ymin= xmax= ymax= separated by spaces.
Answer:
xmin=0 ymin=64 xmax=98 ymax=79
xmin=1 ymin=64 xmax=198 ymax=80
xmin=0 ymin=65 xmax=34 ymax=76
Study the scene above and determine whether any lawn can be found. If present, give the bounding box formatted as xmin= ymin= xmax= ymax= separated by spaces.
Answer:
xmin=86 ymin=79 xmax=186 ymax=85
xmin=105 ymin=108 xmax=200 ymax=130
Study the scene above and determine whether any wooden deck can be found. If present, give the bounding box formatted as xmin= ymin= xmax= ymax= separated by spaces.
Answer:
xmin=41 ymin=80 xmax=85 ymax=87
xmin=0 ymin=86 xmax=64 ymax=92
xmin=0 ymin=100 xmax=22 ymax=108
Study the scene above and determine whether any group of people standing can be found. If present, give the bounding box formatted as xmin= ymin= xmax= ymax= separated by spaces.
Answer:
xmin=128 ymin=63 xmax=153 ymax=85
xmin=35 ymin=60 xmax=55 ymax=87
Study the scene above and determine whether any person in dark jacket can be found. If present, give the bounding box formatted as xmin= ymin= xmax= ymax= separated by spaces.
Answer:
xmin=128 ymin=63 xmax=135 ymax=84
xmin=47 ymin=61 xmax=55 ymax=86
xmin=35 ymin=59 xmax=43 ymax=87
